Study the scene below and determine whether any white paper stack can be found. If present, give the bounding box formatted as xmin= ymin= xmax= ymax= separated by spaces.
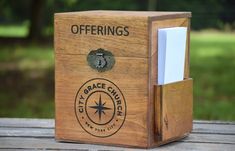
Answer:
xmin=158 ymin=27 xmax=187 ymax=85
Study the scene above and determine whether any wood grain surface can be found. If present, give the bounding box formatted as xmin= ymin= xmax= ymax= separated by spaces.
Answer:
xmin=156 ymin=79 xmax=193 ymax=141
xmin=56 ymin=10 xmax=191 ymax=21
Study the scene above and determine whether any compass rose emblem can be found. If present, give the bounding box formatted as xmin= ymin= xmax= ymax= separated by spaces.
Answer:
xmin=89 ymin=94 xmax=111 ymax=122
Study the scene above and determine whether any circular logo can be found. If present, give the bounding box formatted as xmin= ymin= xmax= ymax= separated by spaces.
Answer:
xmin=75 ymin=78 xmax=126 ymax=137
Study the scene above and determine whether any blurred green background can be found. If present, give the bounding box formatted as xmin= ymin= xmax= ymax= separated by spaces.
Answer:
xmin=0 ymin=0 xmax=235 ymax=121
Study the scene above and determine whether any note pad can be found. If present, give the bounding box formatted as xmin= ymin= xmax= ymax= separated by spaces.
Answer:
xmin=158 ymin=27 xmax=187 ymax=85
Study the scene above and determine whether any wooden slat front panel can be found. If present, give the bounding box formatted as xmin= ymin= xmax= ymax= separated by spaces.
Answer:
xmin=55 ymin=55 xmax=149 ymax=147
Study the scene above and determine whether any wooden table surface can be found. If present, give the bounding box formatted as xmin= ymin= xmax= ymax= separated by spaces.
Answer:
xmin=0 ymin=118 xmax=234 ymax=151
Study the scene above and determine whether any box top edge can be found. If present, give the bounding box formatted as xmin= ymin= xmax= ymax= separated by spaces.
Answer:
xmin=55 ymin=10 xmax=191 ymax=18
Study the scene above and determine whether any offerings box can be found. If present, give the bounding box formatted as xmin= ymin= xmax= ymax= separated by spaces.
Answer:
xmin=54 ymin=11 xmax=193 ymax=148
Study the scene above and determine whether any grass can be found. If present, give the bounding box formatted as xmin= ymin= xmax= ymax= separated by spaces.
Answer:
xmin=0 ymin=30 xmax=235 ymax=121
xmin=0 ymin=45 xmax=54 ymax=118
xmin=191 ymin=31 xmax=235 ymax=121
xmin=0 ymin=45 xmax=53 ymax=69
xmin=0 ymin=23 xmax=28 ymax=37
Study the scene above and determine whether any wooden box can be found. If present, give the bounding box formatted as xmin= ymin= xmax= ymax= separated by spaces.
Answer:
xmin=54 ymin=10 xmax=193 ymax=148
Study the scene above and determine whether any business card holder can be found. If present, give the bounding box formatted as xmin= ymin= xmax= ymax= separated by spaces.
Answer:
xmin=154 ymin=78 xmax=193 ymax=144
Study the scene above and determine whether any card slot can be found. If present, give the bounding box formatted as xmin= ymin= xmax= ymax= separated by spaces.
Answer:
xmin=154 ymin=78 xmax=193 ymax=141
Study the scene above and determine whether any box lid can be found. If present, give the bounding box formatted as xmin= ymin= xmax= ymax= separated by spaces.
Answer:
xmin=55 ymin=10 xmax=191 ymax=20
xmin=54 ymin=11 xmax=191 ymax=58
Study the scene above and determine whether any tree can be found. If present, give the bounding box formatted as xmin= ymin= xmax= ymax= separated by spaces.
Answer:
xmin=148 ymin=0 xmax=157 ymax=11
xmin=27 ymin=0 xmax=45 ymax=41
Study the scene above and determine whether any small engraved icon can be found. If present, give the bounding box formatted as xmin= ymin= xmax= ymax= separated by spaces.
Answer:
xmin=95 ymin=53 xmax=107 ymax=69
xmin=89 ymin=94 xmax=111 ymax=122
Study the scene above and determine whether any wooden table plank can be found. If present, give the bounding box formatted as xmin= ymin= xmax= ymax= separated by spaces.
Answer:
xmin=1 ymin=118 xmax=235 ymax=134
xmin=0 ymin=127 xmax=53 ymax=138
xmin=0 ymin=118 xmax=234 ymax=150
xmin=194 ymin=120 xmax=235 ymax=125
xmin=0 ymin=118 xmax=54 ymax=128
xmin=193 ymin=123 xmax=235 ymax=135
xmin=0 ymin=127 xmax=235 ymax=144
xmin=1 ymin=137 xmax=235 ymax=151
